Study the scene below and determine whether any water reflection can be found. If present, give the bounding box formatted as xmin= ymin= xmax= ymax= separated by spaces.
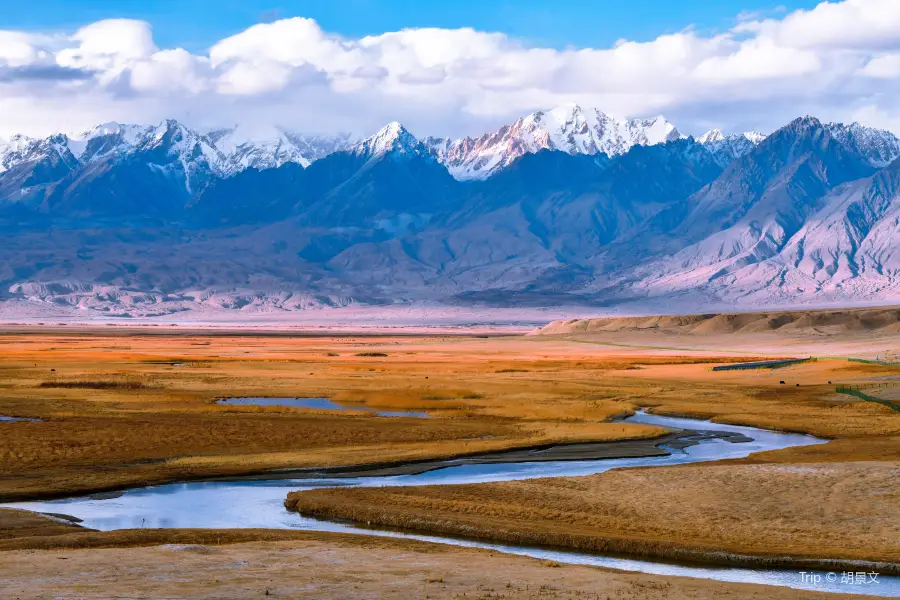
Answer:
xmin=9 ymin=412 xmax=898 ymax=596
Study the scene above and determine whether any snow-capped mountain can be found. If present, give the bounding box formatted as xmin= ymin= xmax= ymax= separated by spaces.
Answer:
xmin=424 ymin=104 xmax=683 ymax=180
xmin=3 ymin=107 xmax=900 ymax=193
xmin=206 ymin=125 xmax=355 ymax=172
xmin=696 ymin=129 xmax=767 ymax=165
xmin=0 ymin=121 xmax=356 ymax=188
xmin=0 ymin=133 xmax=79 ymax=175
xmin=67 ymin=122 xmax=152 ymax=163
xmin=824 ymin=122 xmax=900 ymax=167
xmin=5 ymin=112 xmax=900 ymax=316
xmin=352 ymin=122 xmax=431 ymax=160
xmin=608 ymin=116 xmax=895 ymax=305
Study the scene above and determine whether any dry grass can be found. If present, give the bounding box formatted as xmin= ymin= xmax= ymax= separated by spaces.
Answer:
xmin=4 ymin=325 xmax=900 ymax=588
xmin=2 ymin=328 xmax=900 ymax=502
xmin=0 ymin=535 xmax=838 ymax=600
xmin=0 ymin=508 xmax=81 ymax=541
xmin=0 ymin=331 xmax=683 ymax=500
xmin=614 ymin=359 xmax=900 ymax=438
xmin=38 ymin=379 xmax=154 ymax=390
xmin=287 ymin=460 xmax=900 ymax=570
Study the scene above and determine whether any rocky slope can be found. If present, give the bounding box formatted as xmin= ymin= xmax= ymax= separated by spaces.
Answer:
xmin=424 ymin=104 xmax=685 ymax=180
xmin=2 ymin=113 xmax=900 ymax=317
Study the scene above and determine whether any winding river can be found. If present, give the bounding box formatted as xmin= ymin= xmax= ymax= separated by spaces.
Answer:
xmin=6 ymin=412 xmax=899 ymax=597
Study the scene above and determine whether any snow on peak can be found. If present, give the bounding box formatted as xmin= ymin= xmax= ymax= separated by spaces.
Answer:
xmin=209 ymin=124 xmax=311 ymax=171
xmin=0 ymin=119 xmax=357 ymax=181
xmin=628 ymin=115 xmax=682 ymax=146
xmin=0 ymin=131 xmax=83 ymax=174
xmin=698 ymin=129 xmax=725 ymax=144
xmin=206 ymin=125 xmax=356 ymax=172
xmin=825 ymin=121 xmax=900 ymax=167
xmin=425 ymin=104 xmax=683 ymax=180
xmin=744 ymin=131 xmax=766 ymax=144
xmin=697 ymin=129 xmax=768 ymax=166
xmin=73 ymin=121 xmax=145 ymax=141
xmin=67 ymin=122 xmax=151 ymax=161
xmin=4 ymin=110 xmax=897 ymax=186
xmin=354 ymin=122 xmax=422 ymax=158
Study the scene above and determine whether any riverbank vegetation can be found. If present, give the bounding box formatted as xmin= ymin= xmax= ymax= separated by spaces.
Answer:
xmin=287 ymin=459 xmax=900 ymax=571
xmin=2 ymin=326 xmax=899 ymax=503
xmin=0 ymin=516 xmax=835 ymax=600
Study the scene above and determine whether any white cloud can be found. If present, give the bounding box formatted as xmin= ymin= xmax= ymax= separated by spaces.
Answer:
xmin=736 ymin=0 xmax=900 ymax=50
xmin=0 ymin=0 xmax=899 ymax=138
xmin=861 ymin=53 xmax=900 ymax=78
xmin=57 ymin=19 xmax=156 ymax=74
xmin=0 ymin=31 xmax=52 ymax=67
xmin=130 ymin=49 xmax=211 ymax=94
xmin=694 ymin=38 xmax=822 ymax=81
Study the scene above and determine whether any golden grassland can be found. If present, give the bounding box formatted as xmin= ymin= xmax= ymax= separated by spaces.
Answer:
xmin=288 ymin=460 xmax=900 ymax=571
xmin=4 ymin=326 xmax=900 ymax=593
xmin=616 ymin=359 xmax=900 ymax=437
xmin=0 ymin=511 xmax=858 ymax=600
xmin=0 ymin=331 xmax=734 ymax=500
xmin=0 ymin=507 xmax=81 ymax=541
xmin=2 ymin=329 xmax=900 ymax=501
xmin=278 ymin=337 xmax=900 ymax=571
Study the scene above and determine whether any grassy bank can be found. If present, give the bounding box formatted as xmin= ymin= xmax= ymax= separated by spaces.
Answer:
xmin=0 ymin=507 xmax=862 ymax=600
xmin=1 ymin=534 xmax=843 ymax=600
xmin=286 ymin=460 xmax=900 ymax=573
xmin=2 ymin=329 xmax=900 ymax=501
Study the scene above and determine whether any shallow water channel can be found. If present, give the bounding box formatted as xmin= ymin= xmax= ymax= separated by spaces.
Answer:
xmin=7 ymin=412 xmax=900 ymax=597
xmin=216 ymin=397 xmax=428 ymax=418
xmin=0 ymin=415 xmax=41 ymax=423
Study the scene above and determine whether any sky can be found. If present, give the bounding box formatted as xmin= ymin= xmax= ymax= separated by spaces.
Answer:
xmin=0 ymin=0 xmax=898 ymax=139
xmin=0 ymin=1 xmax=821 ymax=52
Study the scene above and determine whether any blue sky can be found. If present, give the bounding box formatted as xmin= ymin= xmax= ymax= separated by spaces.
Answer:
xmin=3 ymin=0 xmax=821 ymax=51
xmin=1 ymin=0 xmax=897 ymax=140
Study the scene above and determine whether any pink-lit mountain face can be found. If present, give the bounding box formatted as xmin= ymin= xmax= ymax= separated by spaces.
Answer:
xmin=2 ymin=109 xmax=900 ymax=316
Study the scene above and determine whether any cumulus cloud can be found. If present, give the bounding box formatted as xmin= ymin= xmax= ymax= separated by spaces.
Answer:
xmin=0 ymin=31 xmax=53 ymax=67
xmin=130 ymin=49 xmax=210 ymax=94
xmin=57 ymin=19 xmax=156 ymax=74
xmin=1 ymin=0 xmax=899 ymax=138
xmin=735 ymin=0 xmax=900 ymax=50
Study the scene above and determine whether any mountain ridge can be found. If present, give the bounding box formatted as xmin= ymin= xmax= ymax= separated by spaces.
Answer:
xmin=0 ymin=104 xmax=772 ymax=185
xmin=2 ymin=112 xmax=900 ymax=317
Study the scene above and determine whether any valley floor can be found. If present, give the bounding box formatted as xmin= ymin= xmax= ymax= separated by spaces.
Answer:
xmin=288 ymin=459 xmax=900 ymax=571
xmin=2 ymin=317 xmax=900 ymax=597
xmin=0 ymin=510 xmax=872 ymax=600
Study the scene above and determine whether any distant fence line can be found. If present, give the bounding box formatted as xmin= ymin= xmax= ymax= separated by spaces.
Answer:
xmin=847 ymin=358 xmax=900 ymax=367
xmin=835 ymin=386 xmax=900 ymax=413
xmin=712 ymin=358 xmax=812 ymax=372
xmin=836 ymin=382 xmax=893 ymax=391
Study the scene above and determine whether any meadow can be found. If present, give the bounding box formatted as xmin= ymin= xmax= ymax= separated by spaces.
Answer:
xmin=3 ymin=327 xmax=900 ymax=501
xmin=0 ymin=328 xmax=700 ymax=500
xmin=2 ymin=323 xmax=900 ymax=599
xmin=288 ymin=459 xmax=900 ymax=571
xmin=0 ymin=508 xmax=841 ymax=600
xmin=279 ymin=344 xmax=900 ymax=571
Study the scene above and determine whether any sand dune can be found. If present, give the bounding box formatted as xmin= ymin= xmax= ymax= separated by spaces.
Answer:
xmin=534 ymin=306 xmax=900 ymax=336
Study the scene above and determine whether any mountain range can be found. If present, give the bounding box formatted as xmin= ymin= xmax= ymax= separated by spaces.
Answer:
xmin=1 ymin=105 xmax=900 ymax=317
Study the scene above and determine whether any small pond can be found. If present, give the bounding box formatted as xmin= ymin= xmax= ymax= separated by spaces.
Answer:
xmin=216 ymin=397 xmax=428 ymax=418
xmin=0 ymin=415 xmax=42 ymax=423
